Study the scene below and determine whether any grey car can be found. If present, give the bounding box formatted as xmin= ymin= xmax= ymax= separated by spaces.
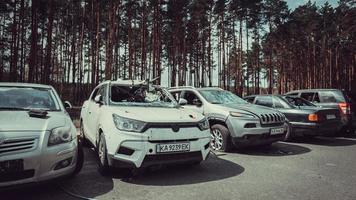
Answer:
xmin=0 ymin=83 xmax=83 ymax=187
xmin=169 ymin=87 xmax=288 ymax=151
xmin=286 ymin=89 xmax=355 ymax=134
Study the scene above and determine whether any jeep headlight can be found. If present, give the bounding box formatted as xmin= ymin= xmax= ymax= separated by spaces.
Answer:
xmin=230 ymin=112 xmax=256 ymax=118
xmin=113 ymin=114 xmax=147 ymax=133
xmin=198 ymin=118 xmax=210 ymax=131
xmin=48 ymin=126 xmax=74 ymax=146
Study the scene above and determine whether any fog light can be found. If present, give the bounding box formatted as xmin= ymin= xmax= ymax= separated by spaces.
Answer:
xmin=54 ymin=157 xmax=72 ymax=170
xmin=204 ymin=143 xmax=210 ymax=150
xmin=244 ymin=123 xmax=257 ymax=128
xmin=117 ymin=147 xmax=135 ymax=156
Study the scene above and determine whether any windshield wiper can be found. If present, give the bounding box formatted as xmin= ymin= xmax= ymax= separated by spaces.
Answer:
xmin=0 ymin=107 xmax=29 ymax=111
xmin=211 ymin=102 xmax=222 ymax=104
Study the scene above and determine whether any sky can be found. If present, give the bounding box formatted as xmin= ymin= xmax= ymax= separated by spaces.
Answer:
xmin=287 ymin=0 xmax=338 ymax=10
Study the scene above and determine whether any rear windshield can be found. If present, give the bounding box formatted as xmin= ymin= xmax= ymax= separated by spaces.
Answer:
xmin=319 ymin=91 xmax=346 ymax=103
xmin=284 ymin=96 xmax=316 ymax=107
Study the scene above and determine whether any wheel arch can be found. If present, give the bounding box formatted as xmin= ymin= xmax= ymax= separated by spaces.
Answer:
xmin=208 ymin=118 xmax=227 ymax=127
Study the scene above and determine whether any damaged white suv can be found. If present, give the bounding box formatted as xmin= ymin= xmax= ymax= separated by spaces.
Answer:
xmin=80 ymin=80 xmax=211 ymax=174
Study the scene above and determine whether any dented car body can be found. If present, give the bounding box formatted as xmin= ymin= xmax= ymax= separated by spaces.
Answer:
xmin=80 ymin=80 xmax=211 ymax=173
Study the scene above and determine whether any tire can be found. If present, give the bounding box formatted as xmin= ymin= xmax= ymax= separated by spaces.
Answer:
xmin=97 ymin=133 xmax=110 ymax=175
xmin=79 ymin=120 xmax=90 ymax=147
xmin=190 ymin=160 xmax=202 ymax=166
xmin=70 ymin=138 xmax=84 ymax=177
xmin=304 ymin=135 xmax=316 ymax=139
xmin=210 ymin=124 xmax=232 ymax=152
xmin=284 ymin=122 xmax=293 ymax=142
xmin=259 ymin=142 xmax=273 ymax=147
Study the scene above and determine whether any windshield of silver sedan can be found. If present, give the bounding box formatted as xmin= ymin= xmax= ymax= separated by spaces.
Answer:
xmin=0 ymin=86 xmax=60 ymax=111
xmin=110 ymin=85 xmax=178 ymax=108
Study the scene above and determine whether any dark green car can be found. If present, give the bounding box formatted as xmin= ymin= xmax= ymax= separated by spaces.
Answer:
xmin=244 ymin=95 xmax=343 ymax=140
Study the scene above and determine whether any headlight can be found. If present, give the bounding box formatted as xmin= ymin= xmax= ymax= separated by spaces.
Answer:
xmin=198 ymin=118 xmax=210 ymax=131
xmin=48 ymin=126 xmax=73 ymax=146
xmin=230 ymin=112 xmax=256 ymax=118
xmin=113 ymin=114 xmax=147 ymax=133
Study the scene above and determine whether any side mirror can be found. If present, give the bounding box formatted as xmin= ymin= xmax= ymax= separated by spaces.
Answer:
xmin=94 ymin=95 xmax=103 ymax=105
xmin=193 ymin=99 xmax=203 ymax=107
xmin=64 ymin=101 xmax=72 ymax=109
xmin=179 ymin=98 xmax=188 ymax=106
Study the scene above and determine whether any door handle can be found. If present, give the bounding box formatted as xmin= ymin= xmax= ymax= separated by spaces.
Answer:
xmin=89 ymin=111 xmax=91 ymax=114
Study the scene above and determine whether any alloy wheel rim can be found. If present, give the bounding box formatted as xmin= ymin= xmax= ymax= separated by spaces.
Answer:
xmin=98 ymin=140 xmax=105 ymax=165
xmin=211 ymin=129 xmax=223 ymax=150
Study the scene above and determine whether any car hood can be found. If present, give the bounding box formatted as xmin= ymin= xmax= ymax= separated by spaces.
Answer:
xmin=218 ymin=103 xmax=281 ymax=116
xmin=0 ymin=111 xmax=67 ymax=132
xmin=110 ymin=106 xmax=205 ymax=123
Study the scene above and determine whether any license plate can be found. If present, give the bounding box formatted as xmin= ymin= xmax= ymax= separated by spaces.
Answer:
xmin=0 ymin=159 xmax=24 ymax=173
xmin=270 ymin=128 xmax=285 ymax=135
xmin=156 ymin=143 xmax=190 ymax=153
xmin=326 ymin=114 xmax=336 ymax=120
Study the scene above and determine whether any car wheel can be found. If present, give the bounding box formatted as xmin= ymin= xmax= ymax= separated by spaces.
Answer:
xmin=210 ymin=124 xmax=232 ymax=152
xmin=284 ymin=122 xmax=293 ymax=142
xmin=70 ymin=138 xmax=84 ymax=177
xmin=304 ymin=135 xmax=316 ymax=139
xmin=80 ymin=120 xmax=90 ymax=147
xmin=97 ymin=133 xmax=110 ymax=175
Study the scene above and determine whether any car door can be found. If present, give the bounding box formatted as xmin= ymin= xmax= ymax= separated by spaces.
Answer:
xmin=180 ymin=90 xmax=204 ymax=114
xmin=86 ymin=84 xmax=107 ymax=143
xmin=255 ymin=96 xmax=274 ymax=108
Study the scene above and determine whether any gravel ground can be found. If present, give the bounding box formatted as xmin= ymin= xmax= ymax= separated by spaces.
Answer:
xmin=2 ymin=135 xmax=356 ymax=200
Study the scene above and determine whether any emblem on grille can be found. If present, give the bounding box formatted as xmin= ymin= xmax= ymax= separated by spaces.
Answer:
xmin=172 ymin=125 xmax=180 ymax=132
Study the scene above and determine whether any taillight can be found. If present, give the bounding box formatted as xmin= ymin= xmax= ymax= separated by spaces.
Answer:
xmin=339 ymin=103 xmax=351 ymax=115
xmin=308 ymin=114 xmax=319 ymax=122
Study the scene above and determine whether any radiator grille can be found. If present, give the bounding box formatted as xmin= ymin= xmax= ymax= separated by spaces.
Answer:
xmin=259 ymin=112 xmax=285 ymax=125
xmin=0 ymin=137 xmax=38 ymax=156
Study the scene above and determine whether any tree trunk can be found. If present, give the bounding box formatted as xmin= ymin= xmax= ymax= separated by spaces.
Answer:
xmin=29 ymin=0 xmax=38 ymax=83
xmin=105 ymin=0 xmax=118 ymax=81
xmin=10 ymin=0 xmax=19 ymax=82
xmin=44 ymin=0 xmax=54 ymax=84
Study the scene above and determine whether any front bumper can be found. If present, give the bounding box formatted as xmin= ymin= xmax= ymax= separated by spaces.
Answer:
xmin=104 ymin=127 xmax=211 ymax=168
xmin=290 ymin=120 xmax=343 ymax=136
xmin=0 ymin=139 xmax=78 ymax=188
xmin=232 ymin=133 xmax=286 ymax=147
xmin=226 ymin=116 xmax=287 ymax=147
xmin=344 ymin=114 xmax=356 ymax=131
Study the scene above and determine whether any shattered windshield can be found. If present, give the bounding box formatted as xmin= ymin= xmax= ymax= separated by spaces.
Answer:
xmin=0 ymin=86 xmax=60 ymax=111
xmin=199 ymin=89 xmax=248 ymax=104
xmin=110 ymin=84 xmax=178 ymax=108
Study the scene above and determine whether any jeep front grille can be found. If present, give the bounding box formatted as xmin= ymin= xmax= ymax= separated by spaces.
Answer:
xmin=259 ymin=113 xmax=285 ymax=124
xmin=0 ymin=137 xmax=38 ymax=156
